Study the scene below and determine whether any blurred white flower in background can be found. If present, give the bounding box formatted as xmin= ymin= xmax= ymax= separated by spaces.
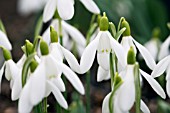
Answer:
xmin=43 ymin=0 xmax=100 ymax=22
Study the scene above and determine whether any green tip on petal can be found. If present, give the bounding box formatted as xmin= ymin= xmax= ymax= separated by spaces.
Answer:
xmin=0 ymin=47 xmax=12 ymax=61
xmin=25 ymin=40 xmax=34 ymax=55
xmin=99 ymin=12 xmax=109 ymax=31
xmin=121 ymin=18 xmax=131 ymax=36
xmin=127 ymin=46 xmax=136 ymax=64
xmin=40 ymin=40 xmax=49 ymax=56
xmin=50 ymin=26 xmax=58 ymax=43
xmin=114 ymin=72 xmax=123 ymax=86
xmin=152 ymin=27 xmax=161 ymax=39
xmin=30 ymin=60 xmax=38 ymax=73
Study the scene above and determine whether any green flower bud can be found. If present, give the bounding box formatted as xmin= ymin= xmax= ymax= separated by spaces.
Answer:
xmin=127 ymin=47 xmax=136 ymax=64
xmin=121 ymin=19 xmax=131 ymax=36
xmin=99 ymin=12 xmax=109 ymax=31
xmin=1 ymin=47 xmax=12 ymax=61
xmin=30 ymin=60 xmax=38 ymax=73
xmin=167 ymin=22 xmax=170 ymax=30
xmin=40 ymin=40 xmax=49 ymax=55
xmin=25 ymin=40 xmax=34 ymax=55
xmin=50 ymin=26 xmax=58 ymax=43
xmin=152 ymin=27 xmax=161 ymax=39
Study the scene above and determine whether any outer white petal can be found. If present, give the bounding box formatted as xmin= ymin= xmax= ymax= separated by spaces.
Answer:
xmin=102 ymin=93 xmax=111 ymax=113
xmin=140 ymin=100 xmax=150 ymax=113
xmin=0 ymin=31 xmax=12 ymax=50
xmin=30 ymin=63 xmax=46 ymax=105
xmin=0 ymin=64 xmax=5 ymax=92
xmin=57 ymin=0 xmax=74 ymax=20
xmin=166 ymin=80 xmax=170 ymax=98
xmin=52 ymin=77 xmax=66 ymax=92
xmin=42 ymin=27 xmax=51 ymax=45
xmin=11 ymin=70 xmax=22 ymax=101
xmin=43 ymin=0 xmax=57 ymax=22
xmin=79 ymin=0 xmax=100 ymax=14
xmin=151 ymin=56 xmax=170 ymax=78
xmin=18 ymin=80 xmax=33 ymax=113
xmin=62 ymin=21 xmax=86 ymax=46
xmin=97 ymin=52 xmax=109 ymax=71
xmin=47 ymin=81 xmax=68 ymax=109
xmin=57 ymin=62 xmax=85 ymax=95
xmin=132 ymin=38 xmax=156 ymax=70
xmin=140 ymin=69 xmax=166 ymax=99
xmin=97 ymin=66 xmax=109 ymax=82
xmin=80 ymin=32 xmax=101 ymax=74
xmin=17 ymin=55 xmax=26 ymax=68
xmin=59 ymin=44 xmax=81 ymax=73
xmin=108 ymin=32 xmax=126 ymax=68
xmin=50 ymin=43 xmax=63 ymax=62
xmin=166 ymin=64 xmax=170 ymax=80
xmin=118 ymin=65 xmax=135 ymax=112
xmin=158 ymin=36 xmax=170 ymax=60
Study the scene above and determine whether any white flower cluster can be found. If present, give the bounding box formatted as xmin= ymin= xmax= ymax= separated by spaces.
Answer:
xmin=0 ymin=0 xmax=169 ymax=113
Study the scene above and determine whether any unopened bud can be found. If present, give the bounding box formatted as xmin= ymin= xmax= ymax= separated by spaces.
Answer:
xmin=99 ymin=12 xmax=109 ymax=31
xmin=121 ymin=19 xmax=131 ymax=36
xmin=40 ymin=40 xmax=49 ymax=55
xmin=127 ymin=47 xmax=136 ymax=64
xmin=50 ymin=26 xmax=58 ymax=43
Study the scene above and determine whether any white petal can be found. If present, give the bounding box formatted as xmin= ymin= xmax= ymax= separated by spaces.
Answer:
xmin=0 ymin=31 xmax=12 ymax=50
xmin=102 ymin=93 xmax=111 ymax=113
xmin=151 ymin=56 xmax=170 ymax=78
xmin=0 ymin=64 xmax=5 ymax=92
xmin=18 ymin=80 xmax=33 ymax=113
xmin=52 ymin=77 xmax=65 ymax=92
xmin=140 ymin=100 xmax=150 ymax=113
xmin=17 ymin=55 xmax=26 ymax=68
xmin=57 ymin=0 xmax=74 ymax=20
xmin=47 ymin=81 xmax=68 ymax=109
xmin=97 ymin=52 xmax=109 ymax=71
xmin=140 ymin=69 xmax=166 ymax=99
xmin=59 ymin=44 xmax=81 ymax=73
xmin=43 ymin=0 xmax=57 ymax=22
xmin=119 ymin=66 xmax=135 ymax=111
xmin=97 ymin=66 xmax=109 ymax=82
xmin=30 ymin=63 xmax=46 ymax=105
xmin=132 ymin=38 xmax=156 ymax=70
xmin=42 ymin=27 xmax=51 ymax=45
xmin=166 ymin=80 xmax=170 ymax=98
xmin=11 ymin=70 xmax=22 ymax=100
xmin=166 ymin=64 xmax=170 ymax=80
xmin=57 ymin=62 xmax=85 ymax=95
xmin=80 ymin=32 xmax=101 ymax=74
xmin=158 ymin=36 xmax=170 ymax=60
xmin=50 ymin=43 xmax=64 ymax=62
xmin=79 ymin=0 xmax=100 ymax=14
xmin=108 ymin=32 xmax=126 ymax=68
xmin=62 ymin=21 xmax=86 ymax=46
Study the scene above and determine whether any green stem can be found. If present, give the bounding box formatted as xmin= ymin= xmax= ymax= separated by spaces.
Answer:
xmin=134 ymin=63 xmax=141 ymax=113
xmin=43 ymin=98 xmax=48 ymax=113
xmin=110 ymin=53 xmax=115 ymax=88
xmin=86 ymin=71 xmax=90 ymax=113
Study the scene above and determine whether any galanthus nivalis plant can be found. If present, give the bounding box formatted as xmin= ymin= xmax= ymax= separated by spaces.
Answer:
xmin=1 ymin=0 xmax=170 ymax=113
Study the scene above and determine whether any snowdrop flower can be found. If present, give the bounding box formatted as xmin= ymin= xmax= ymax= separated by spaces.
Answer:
xmin=18 ymin=40 xmax=85 ymax=113
xmin=120 ymin=19 xmax=156 ymax=70
xmin=18 ymin=0 xmax=47 ymax=16
xmin=151 ymin=55 xmax=170 ymax=97
xmin=43 ymin=0 xmax=100 ymax=22
xmin=42 ymin=19 xmax=86 ymax=56
xmin=61 ymin=13 xmax=126 ymax=75
xmin=109 ymin=47 xmax=165 ymax=113
xmin=158 ymin=35 xmax=170 ymax=60
xmin=0 ymin=48 xmax=20 ymax=96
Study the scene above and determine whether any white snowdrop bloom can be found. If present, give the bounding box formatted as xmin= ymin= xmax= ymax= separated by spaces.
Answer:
xmin=43 ymin=0 xmax=100 ymax=22
xmin=158 ymin=35 xmax=170 ymax=60
xmin=0 ymin=30 xmax=12 ymax=50
xmin=18 ymin=41 xmax=85 ymax=113
xmin=18 ymin=0 xmax=47 ymax=16
xmin=117 ymin=65 xmax=165 ymax=112
xmin=42 ymin=19 xmax=86 ymax=56
xmin=151 ymin=55 xmax=170 ymax=97
xmin=144 ymin=38 xmax=161 ymax=61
